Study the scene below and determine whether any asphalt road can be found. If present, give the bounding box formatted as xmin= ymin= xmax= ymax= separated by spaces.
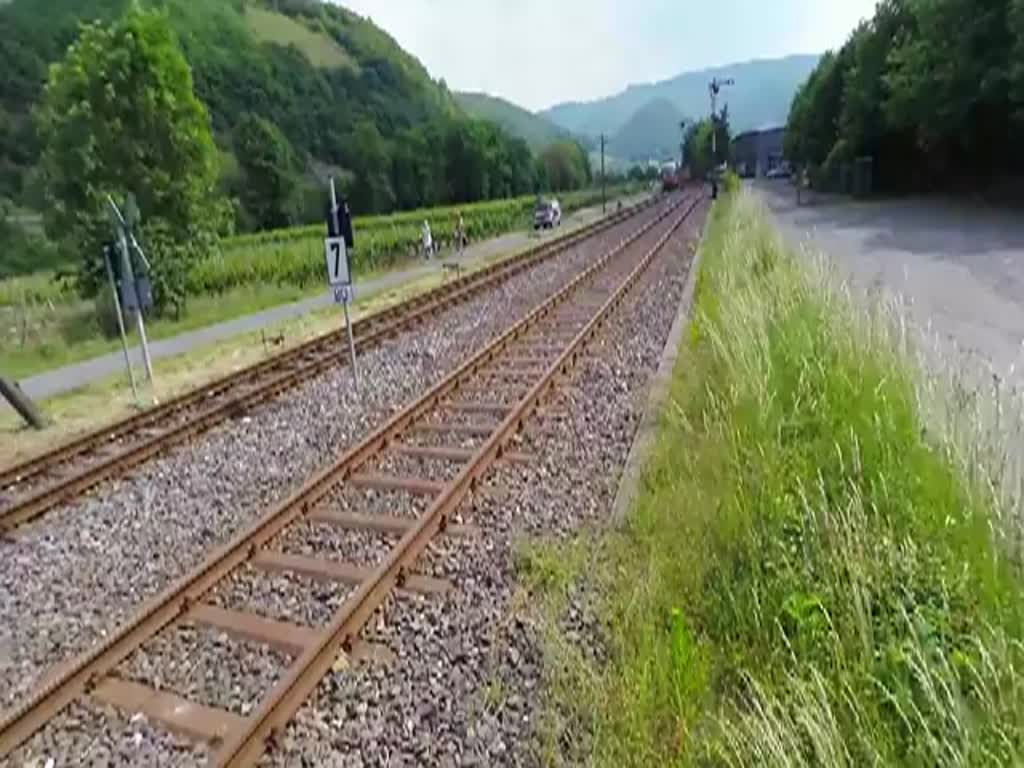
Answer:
xmin=10 ymin=199 xmax=629 ymax=403
xmin=753 ymin=179 xmax=1024 ymax=388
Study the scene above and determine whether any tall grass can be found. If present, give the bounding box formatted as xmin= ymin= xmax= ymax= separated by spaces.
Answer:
xmin=528 ymin=189 xmax=1024 ymax=766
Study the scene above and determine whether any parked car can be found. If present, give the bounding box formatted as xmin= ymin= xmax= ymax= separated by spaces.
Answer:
xmin=534 ymin=199 xmax=561 ymax=230
xmin=766 ymin=165 xmax=791 ymax=179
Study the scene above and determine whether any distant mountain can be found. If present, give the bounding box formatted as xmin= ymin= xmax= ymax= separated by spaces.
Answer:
xmin=542 ymin=54 xmax=820 ymax=140
xmin=610 ymin=99 xmax=686 ymax=162
xmin=455 ymin=91 xmax=569 ymax=150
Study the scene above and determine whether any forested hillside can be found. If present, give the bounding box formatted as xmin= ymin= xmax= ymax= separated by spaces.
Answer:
xmin=455 ymin=92 xmax=570 ymax=150
xmin=609 ymin=99 xmax=687 ymax=162
xmin=0 ymin=0 xmax=587 ymax=235
xmin=785 ymin=0 xmax=1024 ymax=193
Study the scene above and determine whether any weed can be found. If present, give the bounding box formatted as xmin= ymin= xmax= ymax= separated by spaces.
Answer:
xmin=532 ymin=189 xmax=1024 ymax=767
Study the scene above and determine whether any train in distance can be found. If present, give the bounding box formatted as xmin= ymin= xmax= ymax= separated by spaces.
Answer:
xmin=659 ymin=161 xmax=685 ymax=192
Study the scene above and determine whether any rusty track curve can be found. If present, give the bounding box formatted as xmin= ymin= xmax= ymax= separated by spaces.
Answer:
xmin=0 ymin=191 xmax=702 ymax=764
xmin=0 ymin=198 xmax=655 ymax=533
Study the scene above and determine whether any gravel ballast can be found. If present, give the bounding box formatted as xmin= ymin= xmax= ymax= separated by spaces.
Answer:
xmin=0 ymin=203 xmax=670 ymax=714
xmin=263 ymin=203 xmax=708 ymax=767
xmin=0 ymin=198 xmax=702 ymax=767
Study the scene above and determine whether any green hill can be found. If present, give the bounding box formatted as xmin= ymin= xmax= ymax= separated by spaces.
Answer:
xmin=609 ymin=98 xmax=687 ymax=162
xmin=542 ymin=54 xmax=820 ymax=140
xmin=243 ymin=5 xmax=358 ymax=71
xmin=0 ymin=0 xmax=459 ymax=194
xmin=455 ymin=91 xmax=568 ymax=150
xmin=0 ymin=0 xmax=488 ymax=223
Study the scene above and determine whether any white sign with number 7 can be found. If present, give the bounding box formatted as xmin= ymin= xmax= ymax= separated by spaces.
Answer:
xmin=324 ymin=236 xmax=350 ymax=287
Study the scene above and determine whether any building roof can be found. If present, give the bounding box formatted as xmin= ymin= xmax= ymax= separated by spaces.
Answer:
xmin=733 ymin=125 xmax=785 ymax=142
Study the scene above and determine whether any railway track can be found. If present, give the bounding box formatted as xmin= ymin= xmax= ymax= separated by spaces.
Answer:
xmin=0 ymin=190 xmax=702 ymax=766
xmin=0 ymin=198 xmax=656 ymax=534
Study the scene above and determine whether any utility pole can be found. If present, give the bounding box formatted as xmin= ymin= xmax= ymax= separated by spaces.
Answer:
xmin=679 ymin=120 xmax=687 ymax=178
xmin=708 ymin=77 xmax=734 ymax=199
xmin=709 ymin=77 xmax=734 ymax=164
xmin=600 ymin=134 xmax=606 ymax=213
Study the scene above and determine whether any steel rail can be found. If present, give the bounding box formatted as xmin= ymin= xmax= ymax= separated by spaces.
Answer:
xmin=0 ymin=201 xmax=648 ymax=491
xmin=0 ymin=198 xmax=658 ymax=533
xmin=216 ymin=194 xmax=703 ymax=766
xmin=0 ymin=193 xmax=692 ymax=759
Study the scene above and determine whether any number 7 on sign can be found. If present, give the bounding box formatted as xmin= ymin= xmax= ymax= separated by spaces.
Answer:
xmin=324 ymin=236 xmax=349 ymax=286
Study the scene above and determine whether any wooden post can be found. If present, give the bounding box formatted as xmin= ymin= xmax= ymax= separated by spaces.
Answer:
xmin=0 ymin=377 xmax=48 ymax=430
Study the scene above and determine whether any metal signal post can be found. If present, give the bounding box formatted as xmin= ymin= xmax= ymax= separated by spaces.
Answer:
xmin=600 ymin=134 xmax=606 ymax=213
xmin=103 ymin=242 xmax=139 ymax=403
xmin=709 ymin=77 xmax=734 ymax=161
xmin=107 ymin=195 xmax=155 ymax=400
xmin=679 ymin=119 xmax=687 ymax=178
xmin=326 ymin=177 xmax=358 ymax=386
xmin=708 ymin=77 xmax=734 ymax=199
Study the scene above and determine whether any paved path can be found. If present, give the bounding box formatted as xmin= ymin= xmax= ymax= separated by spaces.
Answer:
xmin=753 ymin=179 xmax=1024 ymax=388
xmin=12 ymin=199 xmax=632 ymax=402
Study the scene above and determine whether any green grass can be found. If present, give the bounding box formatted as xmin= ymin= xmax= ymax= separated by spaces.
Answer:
xmin=244 ymin=6 xmax=356 ymax=70
xmin=526 ymin=186 xmax=1024 ymax=766
xmin=0 ymin=270 xmax=72 ymax=306
xmin=0 ymin=282 xmax=314 ymax=380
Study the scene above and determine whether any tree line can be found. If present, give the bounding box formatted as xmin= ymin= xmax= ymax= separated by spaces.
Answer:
xmin=228 ymin=110 xmax=592 ymax=230
xmin=785 ymin=0 xmax=1024 ymax=192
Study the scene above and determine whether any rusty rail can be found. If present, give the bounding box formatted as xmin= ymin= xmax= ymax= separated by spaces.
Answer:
xmin=216 ymin=194 xmax=703 ymax=766
xmin=0 ymin=191 xmax=701 ymax=763
xmin=0 ymin=198 xmax=656 ymax=533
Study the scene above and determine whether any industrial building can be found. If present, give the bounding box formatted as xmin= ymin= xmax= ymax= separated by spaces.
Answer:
xmin=732 ymin=127 xmax=786 ymax=178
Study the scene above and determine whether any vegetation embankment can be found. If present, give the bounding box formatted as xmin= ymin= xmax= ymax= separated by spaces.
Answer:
xmin=0 ymin=186 xmax=637 ymax=380
xmin=523 ymin=185 xmax=1024 ymax=766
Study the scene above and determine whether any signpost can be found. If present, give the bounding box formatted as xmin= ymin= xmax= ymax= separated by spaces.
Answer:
xmin=326 ymin=178 xmax=358 ymax=383
xmin=103 ymin=242 xmax=140 ymax=403
xmin=108 ymin=195 xmax=155 ymax=393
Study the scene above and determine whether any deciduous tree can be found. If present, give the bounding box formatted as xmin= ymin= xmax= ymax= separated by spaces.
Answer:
xmin=36 ymin=7 xmax=222 ymax=317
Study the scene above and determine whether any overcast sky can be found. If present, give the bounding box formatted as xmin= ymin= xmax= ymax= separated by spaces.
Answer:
xmin=337 ymin=1 xmax=878 ymax=111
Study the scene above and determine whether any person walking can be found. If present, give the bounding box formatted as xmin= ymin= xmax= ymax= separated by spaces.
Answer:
xmin=421 ymin=219 xmax=433 ymax=260
xmin=455 ymin=211 xmax=466 ymax=254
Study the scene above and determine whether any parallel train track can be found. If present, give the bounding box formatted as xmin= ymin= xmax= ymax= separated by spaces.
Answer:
xmin=0 ymin=198 xmax=655 ymax=533
xmin=0 ymin=191 xmax=702 ymax=765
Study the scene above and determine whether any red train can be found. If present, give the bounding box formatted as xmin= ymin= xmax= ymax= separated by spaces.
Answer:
xmin=659 ymin=162 xmax=684 ymax=192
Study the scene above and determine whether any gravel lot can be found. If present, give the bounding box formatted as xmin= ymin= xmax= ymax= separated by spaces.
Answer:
xmin=0 ymin=200 xmax=674 ymax=719
xmin=754 ymin=179 xmax=1024 ymax=389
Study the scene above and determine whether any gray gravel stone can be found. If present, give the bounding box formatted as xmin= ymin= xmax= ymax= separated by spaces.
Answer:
xmin=0 ymin=204 xmax=670 ymax=718
xmin=263 ymin=203 xmax=707 ymax=767
xmin=3 ymin=700 xmax=208 ymax=767
xmin=116 ymin=624 xmax=290 ymax=715
xmin=208 ymin=563 xmax=353 ymax=628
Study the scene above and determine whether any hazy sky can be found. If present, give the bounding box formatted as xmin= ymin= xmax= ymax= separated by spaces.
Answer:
xmin=337 ymin=1 xmax=878 ymax=111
